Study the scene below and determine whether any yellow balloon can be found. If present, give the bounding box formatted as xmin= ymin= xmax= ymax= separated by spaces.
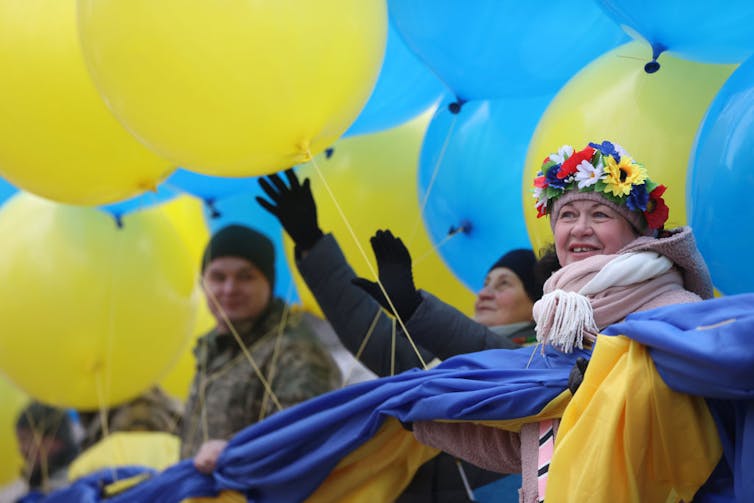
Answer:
xmin=291 ymin=111 xmax=476 ymax=318
xmin=0 ymin=194 xmax=198 ymax=409
xmin=155 ymin=195 xmax=216 ymax=401
xmin=158 ymin=194 xmax=211 ymax=268
xmin=523 ymin=42 xmax=736 ymax=253
xmin=77 ymin=0 xmax=387 ymax=177
xmin=0 ymin=0 xmax=174 ymax=205
xmin=0 ymin=375 xmax=28 ymax=486
xmin=160 ymin=295 xmax=215 ymax=402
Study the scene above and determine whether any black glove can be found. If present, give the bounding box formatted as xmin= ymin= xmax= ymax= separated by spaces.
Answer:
xmin=567 ymin=357 xmax=589 ymax=395
xmin=256 ymin=168 xmax=324 ymax=252
xmin=351 ymin=230 xmax=422 ymax=321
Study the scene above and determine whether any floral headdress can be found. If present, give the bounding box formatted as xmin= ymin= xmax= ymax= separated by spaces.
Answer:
xmin=533 ymin=140 xmax=669 ymax=231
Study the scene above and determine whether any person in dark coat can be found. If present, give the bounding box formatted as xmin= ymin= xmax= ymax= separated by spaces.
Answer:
xmin=257 ymin=169 xmax=545 ymax=502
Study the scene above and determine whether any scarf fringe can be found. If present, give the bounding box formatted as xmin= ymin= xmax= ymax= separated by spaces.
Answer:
xmin=534 ymin=290 xmax=598 ymax=353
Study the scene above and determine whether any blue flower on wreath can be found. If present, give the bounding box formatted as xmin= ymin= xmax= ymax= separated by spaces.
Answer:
xmin=589 ymin=140 xmax=622 ymax=163
xmin=545 ymin=164 xmax=567 ymax=189
xmin=626 ymin=183 xmax=649 ymax=212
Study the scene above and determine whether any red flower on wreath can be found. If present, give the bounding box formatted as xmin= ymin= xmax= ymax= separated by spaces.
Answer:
xmin=557 ymin=146 xmax=595 ymax=179
xmin=536 ymin=200 xmax=548 ymax=218
xmin=644 ymin=184 xmax=669 ymax=229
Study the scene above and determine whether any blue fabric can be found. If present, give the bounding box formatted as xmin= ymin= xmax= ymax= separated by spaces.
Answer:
xmin=24 ymin=467 xmax=156 ymax=503
xmin=602 ymin=293 xmax=754 ymax=503
xmin=473 ymin=474 xmax=522 ymax=503
xmin=215 ymin=345 xmax=586 ymax=501
xmin=33 ymin=345 xmax=582 ymax=502
xmin=31 ymin=294 xmax=754 ymax=502
xmin=17 ymin=491 xmax=45 ymax=503
xmin=105 ymin=461 xmax=216 ymax=502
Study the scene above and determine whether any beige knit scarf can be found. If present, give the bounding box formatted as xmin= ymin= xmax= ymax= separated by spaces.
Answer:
xmin=533 ymin=251 xmax=684 ymax=352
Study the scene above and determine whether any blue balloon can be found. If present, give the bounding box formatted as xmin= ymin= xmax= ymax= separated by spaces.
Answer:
xmin=598 ymin=0 xmax=754 ymax=65
xmin=207 ymin=187 xmax=300 ymax=303
xmin=688 ymin=55 xmax=754 ymax=295
xmin=419 ymin=95 xmax=552 ymax=291
xmin=0 ymin=177 xmax=17 ymax=207
xmin=344 ymin=23 xmax=447 ymax=137
xmin=389 ymin=0 xmax=628 ymax=101
xmin=166 ymin=168 xmax=261 ymax=209
xmin=99 ymin=183 xmax=180 ymax=223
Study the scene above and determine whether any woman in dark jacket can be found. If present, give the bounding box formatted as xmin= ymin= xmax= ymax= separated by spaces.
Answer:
xmin=258 ymin=169 xmax=545 ymax=502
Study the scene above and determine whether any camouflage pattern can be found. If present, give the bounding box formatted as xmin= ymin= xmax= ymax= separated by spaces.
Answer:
xmin=78 ymin=387 xmax=184 ymax=450
xmin=179 ymin=299 xmax=341 ymax=459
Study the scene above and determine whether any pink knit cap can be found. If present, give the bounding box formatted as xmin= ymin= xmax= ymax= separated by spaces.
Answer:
xmin=550 ymin=191 xmax=654 ymax=236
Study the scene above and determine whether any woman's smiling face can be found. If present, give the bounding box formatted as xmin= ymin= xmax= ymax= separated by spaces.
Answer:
xmin=554 ymin=199 xmax=638 ymax=266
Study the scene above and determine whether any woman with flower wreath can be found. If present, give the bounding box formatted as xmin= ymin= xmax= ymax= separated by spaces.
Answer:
xmin=357 ymin=140 xmax=714 ymax=503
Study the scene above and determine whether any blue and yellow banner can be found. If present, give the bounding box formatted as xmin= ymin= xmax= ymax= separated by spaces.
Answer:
xmin=27 ymin=294 xmax=754 ymax=503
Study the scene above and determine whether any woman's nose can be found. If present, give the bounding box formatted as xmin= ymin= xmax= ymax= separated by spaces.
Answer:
xmin=477 ymin=286 xmax=494 ymax=300
xmin=570 ymin=216 xmax=593 ymax=235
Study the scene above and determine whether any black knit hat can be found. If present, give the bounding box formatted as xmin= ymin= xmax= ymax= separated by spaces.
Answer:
xmin=201 ymin=224 xmax=276 ymax=290
xmin=487 ymin=248 xmax=541 ymax=302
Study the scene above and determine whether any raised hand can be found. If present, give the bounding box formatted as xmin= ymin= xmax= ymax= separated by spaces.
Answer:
xmin=351 ymin=230 xmax=422 ymax=321
xmin=256 ymin=168 xmax=323 ymax=252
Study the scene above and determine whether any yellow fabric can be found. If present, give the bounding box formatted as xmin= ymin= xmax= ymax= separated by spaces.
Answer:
xmin=68 ymin=432 xmax=179 ymax=481
xmin=182 ymin=491 xmax=247 ymax=503
xmin=548 ymin=335 xmax=722 ymax=503
xmin=307 ymin=418 xmax=439 ymax=503
xmin=101 ymin=473 xmax=153 ymax=498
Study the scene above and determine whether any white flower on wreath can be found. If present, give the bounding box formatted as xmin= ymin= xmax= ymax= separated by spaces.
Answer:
xmin=613 ymin=143 xmax=629 ymax=160
xmin=548 ymin=145 xmax=574 ymax=165
xmin=533 ymin=187 xmax=547 ymax=213
xmin=575 ymin=159 xmax=604 ymax=189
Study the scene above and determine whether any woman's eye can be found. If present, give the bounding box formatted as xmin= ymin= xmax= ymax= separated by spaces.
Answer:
xmin=490 ymin=279 xmax=509 ymax=291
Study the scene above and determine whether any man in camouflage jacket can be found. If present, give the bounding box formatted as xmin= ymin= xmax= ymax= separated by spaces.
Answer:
xmin=179 ymin=225 xmax=340 ymax=468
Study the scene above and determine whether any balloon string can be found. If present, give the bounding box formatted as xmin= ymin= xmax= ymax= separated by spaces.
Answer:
xmin=20 ymin=407 xmax=64 ymax=492
xmin=202 ymin=278 xmax=283 ymax=411
xmin=197 ymin=325 xmax=209 ymax=446
xmin=346 ymin=309 xmax=383 ymax=383
xmin=100 ymin=214 xmax=126 ymax=451
xmin=258 ymin=288 xmax=294 ymax=422
xmin=408 ymin=111 xmax=459 ymax=247
xmin=19 ymin=409 xmax=42 ymax=488
xmin=309 ymin=153 xmax=428 ymax=370
xmin=191 ymin=240 xmax=284 ymax=446
xmin=390 ymin=318 xmax=396 ymax=376
xmin=412 ymin=223 xmax=466 ymax=267
xmin=94 ymin=371 xmax=118 ymax=483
